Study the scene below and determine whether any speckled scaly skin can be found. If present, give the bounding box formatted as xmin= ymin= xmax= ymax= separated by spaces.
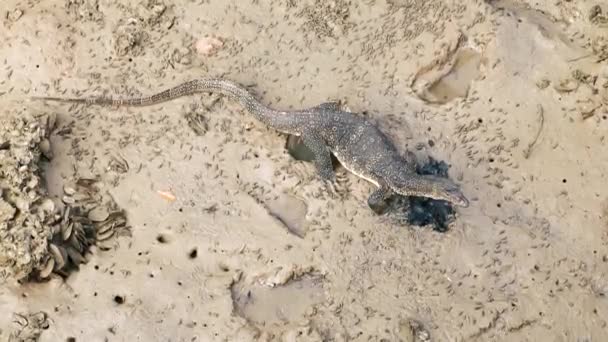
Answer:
xmin=33 ymin=78 xmax=469 ymax=213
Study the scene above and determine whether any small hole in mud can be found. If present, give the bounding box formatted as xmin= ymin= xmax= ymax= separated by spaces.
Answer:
xmin=179 ymin=208 xmax=183 ymax=212
xmin=602 ymin=115 xmax=606 ymax=120
xmin=156 ymin=234 xmax=168 ymax=243
xmin=189 ymin=248 xmax=198 ymax=259
xmin=562 ymin=179 xmax=567 ymax=183
xmin=219 ymin=264 xmax=229 ymax=272
xmin=478 ymin=118 xmax=483 ymax=123
xmin=497 ymin=203 xmax=501 ymax=208
xmin=428 ymin=140 xmax=435 ymax=147
xmin=114 ymin=295 xmax=125 ymax=304
xmin=128 ymin=57 xmax=133 ymax=62
xmin=539 ymin=311 xmax=543 ymax=316
xmin=94 ymin=292 xmax=97 ymax=296
xmin=149 ymin=273 xmax=154 ymax=278
xmin=94 ymin=265 xmax=99 ymax=270
xmin=67 ymin=338 xmax=76 ymax=342
xmin=35 ymin=65 xmax=39 ymax=68
xmin=177 ymin=281 xmax=182 ymax=286
xmin=489 ymin=158 xmax=494 ymax=163
xmin=593 ymin=309 xmax=598 ymax=314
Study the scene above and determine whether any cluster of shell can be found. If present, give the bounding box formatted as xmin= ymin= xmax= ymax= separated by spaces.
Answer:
xmin=0 ymin=110 xmax=129 ymax=282
xmin=34 ymin=178 xmax=129 ymax=280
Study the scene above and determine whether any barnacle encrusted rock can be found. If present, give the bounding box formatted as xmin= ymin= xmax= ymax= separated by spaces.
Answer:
xmin=0 ymin=110 xmax=54 ymax=281
xmin=0 ymin=110 xmax=130 ymax=283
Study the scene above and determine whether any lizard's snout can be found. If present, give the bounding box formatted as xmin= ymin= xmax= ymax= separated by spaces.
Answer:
xmin=443 ymin=186 xmax=469 ymax=207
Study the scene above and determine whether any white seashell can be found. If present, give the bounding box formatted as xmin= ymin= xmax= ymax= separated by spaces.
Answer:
xmin=62 ymin=195 xmax=75 ymax=205
xmin=97 ymin=241 xmax=114 ymax=251
xmin=62 ymin=206 xmax=71 ymax=224
xmin=68 ymin=232 xmax=83 ymax=252
xmin=96 ymin=228 xmax=115 ymax=241
xmin=61 ymin=222 xmax=73 ymax=241
xmin=49 ymin=243 xmax=66 ymax=270
xmin=88 ymin=206 xmax=110 ymax=222
xmin=63 ymin=185 xmax=76 ymax=196
xmin=38 ymin=257 xmax=55 ymax=278
xmin=39 ymin=139 xmax=53 ymax=159
xmin=96 ymin=221 xmax=114 ymax=235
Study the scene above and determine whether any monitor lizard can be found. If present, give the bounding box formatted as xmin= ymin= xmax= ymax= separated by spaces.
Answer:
xmin=32 ymin=77 xmax=469 ymax=214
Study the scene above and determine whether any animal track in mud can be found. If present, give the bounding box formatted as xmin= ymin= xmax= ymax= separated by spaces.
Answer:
xmin=231 ymin=274 xmax=325 ymax=328
xmin=266 ymin=193 xmax=309 ymax=238
xmin=412 ymin=45 xmax=483 ymax=104
xmin=426 ymin=48 xmax=482 ymax=104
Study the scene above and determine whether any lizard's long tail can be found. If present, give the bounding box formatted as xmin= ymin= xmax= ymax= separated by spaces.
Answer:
xmin=32 ymin=78 xmax=303 ymax=134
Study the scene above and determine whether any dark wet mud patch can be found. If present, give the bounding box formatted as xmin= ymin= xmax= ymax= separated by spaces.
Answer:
xmin=285 ymin=135 xmax=340 ymax=167
xmin=231 ymin=274 xmax=325 ymax=327
xmin=387 ymin=157 xmax=457 ymax=232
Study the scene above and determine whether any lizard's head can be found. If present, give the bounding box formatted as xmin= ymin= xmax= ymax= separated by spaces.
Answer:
xmin=388 ymin=174 xmax=469 ymax=207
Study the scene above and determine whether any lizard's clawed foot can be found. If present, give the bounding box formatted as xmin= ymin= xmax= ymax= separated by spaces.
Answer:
xmin=367 ymin=186 xmax=391 ymax=215
xmin=321 ymin=178 xmax=339 ymax=198
xmin=368 ymin=201 xmax=388 ymax=215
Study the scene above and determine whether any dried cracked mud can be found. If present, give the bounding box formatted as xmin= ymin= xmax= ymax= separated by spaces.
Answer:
xmin=1 ymin=0 xmax=608 ymax=341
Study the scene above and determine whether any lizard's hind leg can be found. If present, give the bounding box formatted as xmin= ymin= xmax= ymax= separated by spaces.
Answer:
xmin=301 ymin=133 xmax=335 ymax=181
xmin=301 ymin=132 xmax=338 ymax=197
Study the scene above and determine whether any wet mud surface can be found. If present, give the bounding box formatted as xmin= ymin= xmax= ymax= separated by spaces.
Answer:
xmin=1 ymin=0 xmax=608 ymax=341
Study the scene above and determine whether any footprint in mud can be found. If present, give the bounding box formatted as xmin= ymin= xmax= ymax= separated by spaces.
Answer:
xmin=231 ymin=275 xmax=325 ymax=327
xmin=426 ymin=48 xmax=482 ymax=104
xmin=267 ymin=192 xmax=308 ymax=238
xmin=413 ymin=46 xmax=482 ymax=104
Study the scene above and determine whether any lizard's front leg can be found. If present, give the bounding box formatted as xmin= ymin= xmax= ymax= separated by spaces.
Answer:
xmin=367 ymin=184 xmax=393 ymax=214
